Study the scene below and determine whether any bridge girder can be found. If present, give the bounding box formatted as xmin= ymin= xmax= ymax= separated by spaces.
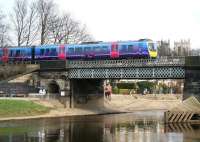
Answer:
xmin=69 ymin=67 xmax=185 ymax=79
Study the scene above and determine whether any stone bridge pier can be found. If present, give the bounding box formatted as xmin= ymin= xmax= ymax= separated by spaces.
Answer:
xmin=30 ymin=71 xmax=71 ymax=107
xmin=183 ymin=56 xmax=200 ymax=100
xmin=31 ymin=71 xmax=104 ymax=108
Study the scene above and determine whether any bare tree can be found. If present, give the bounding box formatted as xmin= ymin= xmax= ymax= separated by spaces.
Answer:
xmin=36 ymin=0 xmax=55 ymax=45
xmin=0 ymin=11 xmax=10 ymax=47
xmin=10 ymin=0 xmax=28 ymax=46
xmin=26 ymin=1 xmax=39 ymax=46
xmin=48 ymin=13 xmax=93 ymax=44
xmin=10 ymin=0 xmax=39 ymax=46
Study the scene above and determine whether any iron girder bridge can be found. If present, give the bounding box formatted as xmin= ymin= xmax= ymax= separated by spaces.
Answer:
xmin=67 ymin=57 xmax=185 ymax=79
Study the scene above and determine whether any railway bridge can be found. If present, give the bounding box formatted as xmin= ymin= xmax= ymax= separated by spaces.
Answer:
xmin=0 ymin=56 xmax=200 ymax=108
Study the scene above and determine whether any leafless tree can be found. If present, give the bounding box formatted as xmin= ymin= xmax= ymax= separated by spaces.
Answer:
xmin=8 ymin=0 xmax=93 ymax=46
xmin=10 ymin=0 xmax=28 ymax=46
xmin=48 ymin=13 xmax=93 ymax=44
xmin=36 ymin=0 xmax=55 ymax=45
xmin=10 ymin=0 xmax=39 ymax=46
xmin=26 ymin=1 xmax=39 ymax=46
xmin=0 ymin=11 xmax=10 ymax=47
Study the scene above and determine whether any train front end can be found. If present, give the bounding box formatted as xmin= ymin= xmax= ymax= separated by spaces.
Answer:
xmin=147 ymin=41 xmax=157 ymax=58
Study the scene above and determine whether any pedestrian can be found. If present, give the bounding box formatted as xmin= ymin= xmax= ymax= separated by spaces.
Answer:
xmin=104 ymin=83 xmax=112 ymax=101
xmin=107 ymin=84 xmax=112 ymax=101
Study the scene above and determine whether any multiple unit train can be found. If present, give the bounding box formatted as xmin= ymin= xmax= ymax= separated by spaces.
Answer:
xmin=0 ymin=39 xmax=157 ymax=62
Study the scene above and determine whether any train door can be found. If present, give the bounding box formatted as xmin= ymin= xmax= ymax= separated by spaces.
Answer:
xmin=110 ymin=42 xmax=119 ymax=58
xmin=58 ymin=45 xmax=66 ymax=60
xmin=2 ymin=48 xmax=8 ymax=62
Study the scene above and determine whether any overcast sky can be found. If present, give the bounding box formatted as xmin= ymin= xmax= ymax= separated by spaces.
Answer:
xmin=1 ymin=0 xmax=200 ymax=49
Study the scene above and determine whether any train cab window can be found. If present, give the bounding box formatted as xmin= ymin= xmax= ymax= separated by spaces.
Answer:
xmin=68 ymin=48 xmax=74 ymax=54
xmin=148 ymin=43 xmax=156 ymax=51
xmin=84 ymin=47 xmax=91 ymax=52
xmin=75 ymin=47 xmax=82 ymax=54
xmin=128 ymin=45 xmax=133 ymax=52
xmin=40 ymin=49 xmax=45 ymax=56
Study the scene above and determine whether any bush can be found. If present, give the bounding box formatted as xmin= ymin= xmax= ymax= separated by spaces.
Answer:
xmin=119 ymin=89 xmax=130 ymax=95
xmin=117 ymin=83 xmax=136 ymax=89
xmin=137 ymin=81 xmax=156 ymax=94
xmin=112 ymin=87 xmax=119 ymax=94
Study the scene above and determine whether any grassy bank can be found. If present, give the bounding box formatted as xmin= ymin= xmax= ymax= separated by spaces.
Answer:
xmin=0 ymin=99 xmax=49 ymax=118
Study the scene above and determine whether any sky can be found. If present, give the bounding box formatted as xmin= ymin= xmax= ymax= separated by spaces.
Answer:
xmin=1 ymin=0 xmax=200 ymax=49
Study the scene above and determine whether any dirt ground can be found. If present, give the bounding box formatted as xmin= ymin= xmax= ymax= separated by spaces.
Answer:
xmin=0 ymin=94 xmax=182 ymax=121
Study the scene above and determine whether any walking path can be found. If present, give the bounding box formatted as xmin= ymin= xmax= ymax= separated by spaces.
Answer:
xmin=0 ymin=95 xmax=182 ymax=121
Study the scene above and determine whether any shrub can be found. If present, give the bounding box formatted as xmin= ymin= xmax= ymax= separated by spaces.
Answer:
xmin=119 ymin=89 xmax=130 ymax=95
xmin=117 ymin=83 xmax=136 ymax=89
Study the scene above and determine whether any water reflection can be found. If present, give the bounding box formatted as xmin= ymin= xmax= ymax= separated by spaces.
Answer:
xmin=0 ymin=111 xmax=199 ymax=142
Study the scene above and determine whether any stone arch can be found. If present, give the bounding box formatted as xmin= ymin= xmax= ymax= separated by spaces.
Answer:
xmin=47 ymin=80 xmax=60 ymax=94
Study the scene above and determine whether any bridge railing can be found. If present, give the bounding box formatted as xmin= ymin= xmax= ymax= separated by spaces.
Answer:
xmin=68 ymin=57 xmax=185 ymax=69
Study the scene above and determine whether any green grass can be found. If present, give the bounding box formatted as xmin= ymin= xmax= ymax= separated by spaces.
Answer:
xmin=0 ymin=100 xmax=50 ymax=118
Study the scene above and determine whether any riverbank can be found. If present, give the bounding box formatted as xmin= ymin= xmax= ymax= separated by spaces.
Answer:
xmin=0 ymin=95 xmax=182 ymax=121
xmin=0 ymin=99 xmax=49 ymax=118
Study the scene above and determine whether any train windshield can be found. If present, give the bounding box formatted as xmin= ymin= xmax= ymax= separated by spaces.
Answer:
xmin=148 ymin=43 xmax=156 ymax=51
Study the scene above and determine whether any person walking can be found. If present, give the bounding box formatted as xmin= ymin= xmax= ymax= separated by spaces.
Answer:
xmin=104 ymin=83 xmax=112 ymax=101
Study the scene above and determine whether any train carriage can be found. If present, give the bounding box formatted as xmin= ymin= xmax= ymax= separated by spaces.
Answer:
xmin=0 ymin=39 xmax=157 ymax=63
xmin=66 ymin=43 xmax=111 ymax=59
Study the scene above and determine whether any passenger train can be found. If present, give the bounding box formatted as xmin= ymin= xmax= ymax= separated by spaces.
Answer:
xmin=0 ymin=39 xmax=157 ymax=62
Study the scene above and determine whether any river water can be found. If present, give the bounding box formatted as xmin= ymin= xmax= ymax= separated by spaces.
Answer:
xmin=0 ymin=111 xmax=200 ymax=142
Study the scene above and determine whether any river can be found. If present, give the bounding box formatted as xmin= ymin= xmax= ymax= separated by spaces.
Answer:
xmin=0 ymin=111 xmax=199 ymax=142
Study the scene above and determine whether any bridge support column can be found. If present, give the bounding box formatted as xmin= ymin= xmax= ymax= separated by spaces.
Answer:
xmin=184 ymin=69 xmax=200 ymax=100
xmin=70 ymin=79 xmax=104 ymax=108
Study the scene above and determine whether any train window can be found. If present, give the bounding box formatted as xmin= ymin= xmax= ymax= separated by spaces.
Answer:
xmin=84 ymin=47 xmax=91 ymax=52
xmin=0 ymin=50 xmax=2 ymax=57
xmin=120 ymin=45 xmax=127 ymax=52
xmin=148 ymin=43 xmax=156 ymax=51
xmin=9 ymin=50 xmax=13 ymax=56
xmin=75 ymin=47 xmax=82 ymax=54
xmin=94 ymin=46 xmax=101 ymax=52
xmin=68 ymin=48 xmax=74 ymax=54
xmin=16 ymin=50 xmax=20 ymax=57
xmin=102 ymin=46 xmax=108 ymax=52
xmin=128 ymin=45 xmax=133 ymax=52
xmin=50 ymin=48 xmax=57 ymax=56
xmin=21 ymin=50 xmax=24 ymax=56
xmin=40 ymin=49 xmax=45 ymax=56
xmin=45 ymin=48 xmax=50 ymax=55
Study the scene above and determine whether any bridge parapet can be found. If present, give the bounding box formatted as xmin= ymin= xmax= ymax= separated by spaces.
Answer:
xmin=68 ymin=57 xmax=185 ymax=69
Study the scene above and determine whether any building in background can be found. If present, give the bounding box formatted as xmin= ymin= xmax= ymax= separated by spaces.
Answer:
xmin=157 ymin=40 xmax=172 ymax=57
xmin=174 ymin=39 xmax=191 ymax=56
xmin=190 ymin=49 xmax=200 ymax=56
